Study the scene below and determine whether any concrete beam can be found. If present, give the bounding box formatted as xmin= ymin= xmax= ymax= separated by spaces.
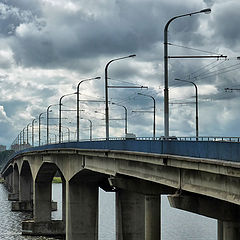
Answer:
xmin=109 ymin=175 xmax=175 ymax=195
xmin=168 ymin=192 xmax=240 ymax=221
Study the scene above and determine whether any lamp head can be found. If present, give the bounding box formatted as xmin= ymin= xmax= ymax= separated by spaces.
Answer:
xmin=200 ymin=8 xmax=211 ymax=14
xmin=94 ymin=77 xmax=101 ymax=79
xmin=128 ymin=54 xmax=136 ymax=58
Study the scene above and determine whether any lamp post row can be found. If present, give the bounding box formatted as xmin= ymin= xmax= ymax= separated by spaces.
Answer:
xmin=16 ymin=7 xmax=213 ymax=149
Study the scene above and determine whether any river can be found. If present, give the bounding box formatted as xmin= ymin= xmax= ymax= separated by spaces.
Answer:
xmin=0 ymin=183 xmax=217 ymax=240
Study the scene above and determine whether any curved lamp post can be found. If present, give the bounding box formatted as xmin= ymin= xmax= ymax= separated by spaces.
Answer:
xmin=76 ymin=77 xmax=101 ymax=142
xmin=61 ymin=126 xmax=71 ymax=142
xmin=164 ymin=8 xmax=211 ymax=138
xmin=112 ymin=102 xmax=128 ymax=135
xmin=80 ymin=118 xmax=93 ymax=141
xmin=105 ymin=54 xmax=136 ymax=140
xmin=32 ymin=118 xmax=37 ymax=147
xmin=138 ymin=93 xmax=156 ymax=139
xmin=38 ymin=112 xmax=46 ymax=146
xmin=26 ymin=123 xmax=31 ymax=145
xmin=19 ymin=130 xmax=23 ymax=150
xmin=47 ymin=104 xmax=57 ymax=145
xmin=175 ymin=78 xmax=199 ymax=139
xmin=59 ymin=93 xmax=76 ymax=143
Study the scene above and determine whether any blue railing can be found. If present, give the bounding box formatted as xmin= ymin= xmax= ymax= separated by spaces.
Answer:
xmin=11 ymin=136 xmax=240 ymax=152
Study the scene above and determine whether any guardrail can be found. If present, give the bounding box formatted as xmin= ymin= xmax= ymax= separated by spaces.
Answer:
xmin=4 ymin=136 xmax=240 ymax=174
xmin=10 ymin=136 xmax=240 ymax=152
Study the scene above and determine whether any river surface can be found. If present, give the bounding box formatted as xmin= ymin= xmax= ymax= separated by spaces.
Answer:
xmin=0 ymin=183 xmax=217 ymax=240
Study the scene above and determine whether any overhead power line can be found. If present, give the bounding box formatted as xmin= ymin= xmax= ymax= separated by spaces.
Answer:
xmin=168 ymin=42 xmax=223 ymax=55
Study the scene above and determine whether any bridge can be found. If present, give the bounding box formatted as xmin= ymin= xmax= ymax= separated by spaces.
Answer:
xmin=2 ymin=138 xmax=240 ymax=240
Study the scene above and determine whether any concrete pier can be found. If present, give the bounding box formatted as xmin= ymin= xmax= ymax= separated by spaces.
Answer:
xmin=34 ymin=181 xmax=52 ymax=222
xmin=145 ymin=195 xmax=161 ymax=240
xmin=116 ymin=190 xmax=161 ymax=240
xmin=219 ymin=221 xmax=240 ymax=240
xmin=66 ymin=181 xmax=98 ymax=240
xmin=22 ymin=179 xmax=64 ymax=237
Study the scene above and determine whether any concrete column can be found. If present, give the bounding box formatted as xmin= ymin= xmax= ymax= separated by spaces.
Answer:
xmin=66 ymin=181 xmax=98 ymax=240
xmin=8 ymin=173 xmax=13 ymax=192
xmin=13 ymin=167 xmax=19 ymax=195
xmin=19 ymin=172 xmax=32 ymax=201
xmin=12 ymin=172 xmax=33 ymax=212
xmin=34 ymin=181 xmax=52 ymax=222
xmin=62 ymin=178 xmax=66 ymax=224
xmin=218 ymin=220 xmax=223 ymax=240
xmin=145 ymin=195 xmax=161 ymax=240
xmin=222 ymin=221 xmax=240 ymax=240
xmin=4 ymin=175 xmax=10 ymax=191
xmin=117 ymin=190 xmax=154 ymax=240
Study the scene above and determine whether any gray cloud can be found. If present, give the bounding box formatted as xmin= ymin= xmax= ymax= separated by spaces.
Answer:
xmin=1 ymin=0 xmax=240 ymax=146
xmin=210 ymin=2 xmax=240 ymax=49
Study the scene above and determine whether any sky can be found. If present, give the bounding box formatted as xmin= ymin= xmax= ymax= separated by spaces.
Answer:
xmin=1 ymin=0 xmax=240 ymax=147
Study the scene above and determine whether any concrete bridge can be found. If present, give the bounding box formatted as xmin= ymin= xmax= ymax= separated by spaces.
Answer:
xmin=2 ymin=139 xmax=240 ymax=240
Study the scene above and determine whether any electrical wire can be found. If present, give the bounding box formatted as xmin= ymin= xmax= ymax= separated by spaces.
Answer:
xmin=168 ymin=42 xmax=221 ymax=55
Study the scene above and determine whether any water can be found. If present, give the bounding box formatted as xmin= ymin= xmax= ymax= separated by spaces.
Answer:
xmin=0 ymin=183 xmax=216 ymax=240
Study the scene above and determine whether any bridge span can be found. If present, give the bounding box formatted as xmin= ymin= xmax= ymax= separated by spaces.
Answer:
xmin=2 ymin=139 xmax=240 ymax=240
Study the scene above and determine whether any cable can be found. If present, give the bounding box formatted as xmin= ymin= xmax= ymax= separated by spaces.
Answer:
xmin=197 ymin=64 xmax=240 ymax=80
xmin=168 ymin=42 xmax=221 ymax=55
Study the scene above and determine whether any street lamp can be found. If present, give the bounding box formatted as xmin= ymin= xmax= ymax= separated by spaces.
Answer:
xmin=61 ymin=126 xmax=71 ymax=142
xmin=164 ymin=8 xmax=211 ymax=138
xmin=59 ymin=92 xmax=76 ymax=143
xmin=22 ymin=127 xmax=26 ymax=146
xmin=26 ymin=123 xmax=31 ymax=145
xmin=17 ymin=134 xmax=20 ymax=147
xmin=38 ymin=112 xmax=46 ymax=146
xmin=137 ymin=93 xmax=156 ymax=139
xmin=76 ymin=77 xmax=101 ymax=142
xmin=175 ymin=78 xmax=199 ymax=139
xmin=80 ymin=118 xmax=93 ymax=141
xmin=112 ymin=102 xmax=128 ymax=135
xmin=32 ymin=118 xmax=37 ymax=147
xmin=105 ymin=54 xmax=136 ymax=140
xmin=19 ymin=130 xmax=23 ymax=150
xmin=47 ymin=104 xmax=57 ymax=145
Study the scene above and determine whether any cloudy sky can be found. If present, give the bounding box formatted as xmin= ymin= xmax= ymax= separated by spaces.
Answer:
xmin=0 ymin=0 xmax=240 ymax=147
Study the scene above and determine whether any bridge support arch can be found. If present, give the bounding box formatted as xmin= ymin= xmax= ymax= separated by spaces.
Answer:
xmin=12 ymin=161 xmax=33 ymax=211
xmin=8 ymin=164 xmax=20 ymax=201
xmin=22 ymin=162 xmax=65 ymax=237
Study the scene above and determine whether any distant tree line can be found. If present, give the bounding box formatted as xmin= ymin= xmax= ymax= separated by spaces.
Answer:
xmin=0 ymin=150 xmax=15 ymax=171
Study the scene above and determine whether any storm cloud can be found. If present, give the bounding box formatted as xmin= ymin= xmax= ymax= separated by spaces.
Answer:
xmin=0 ymin=0 xmax=240 ymax=146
